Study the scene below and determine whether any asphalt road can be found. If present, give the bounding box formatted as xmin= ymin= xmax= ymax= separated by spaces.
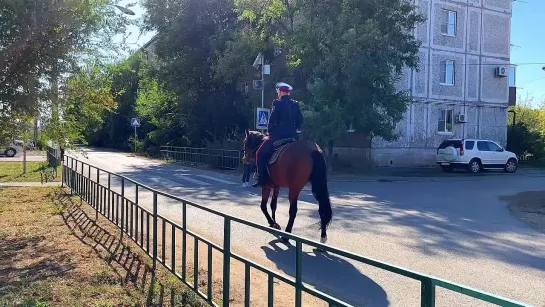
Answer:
xmin=0 ymin=150 xmax=46 ymax=162
xmin=69 ymin=148 xmax=545 ymax=307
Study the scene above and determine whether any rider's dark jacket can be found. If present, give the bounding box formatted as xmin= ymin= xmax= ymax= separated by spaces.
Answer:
xmin=267 ymin=95 xmax=303 ymax=139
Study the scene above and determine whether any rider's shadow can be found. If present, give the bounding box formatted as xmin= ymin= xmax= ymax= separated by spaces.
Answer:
xmin=262 ymin=240 xmax=389 ymax=307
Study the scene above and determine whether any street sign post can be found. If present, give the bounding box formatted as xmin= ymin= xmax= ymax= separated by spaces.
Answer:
xmin=256 ymin=108 xmax=270 ymax=130
xmin=131 ymin=118 xmax=141 ymax=156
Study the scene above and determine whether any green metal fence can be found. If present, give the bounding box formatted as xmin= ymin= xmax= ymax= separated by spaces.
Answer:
xmin=160 ymin=146 xmax=241 ymax=170
xmin=61 ymin=155 xmax=530 ymax=307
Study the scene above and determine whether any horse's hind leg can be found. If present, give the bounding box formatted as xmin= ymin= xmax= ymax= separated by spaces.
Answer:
xmin=260 ymin=187 xmax=275 ymax=226
xmin=270 ymin=188 xmax=280 ymax=228
xmin=285 ymin=188 xmax=301 ymax=235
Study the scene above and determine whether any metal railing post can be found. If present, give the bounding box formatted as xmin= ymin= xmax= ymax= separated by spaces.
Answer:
xmin=223 ymin=217 xmax=231 ymax=307
xmin=88 ymin=164 xmax=91 ymax=202
xmin=182 ymin=202 xmax=187 ymax=279
xmin=153 ymin=192 xmax=158 ymax=271
xmin=61 ymin=155 xmax=64 ymax=187
xmin=80 ymin=162 xmax=83 ymax=202
xmin=295 ymin=241 xmax=303 ymax=307
xmin=121 ymin=178 xmax=125 ymax=236
xmin=421 ymin=278 xmax=436 ymax=307
xmin=107 ymin=173 xmax=111 ymax=219
xmin=96 ymin=169 xmax=100 ymax=221
xmin=70 ymin=158 xmax=74 ymax=194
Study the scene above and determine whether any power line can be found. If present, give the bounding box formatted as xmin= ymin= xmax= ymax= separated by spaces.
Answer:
xmin=418 ymin=62 xmax=545 ymax=67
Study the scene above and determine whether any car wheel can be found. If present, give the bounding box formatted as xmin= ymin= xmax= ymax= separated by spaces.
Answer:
xmin=504 ymin=159 xmax=518 ymax=173
xmin=441 ymin=165 xmax=454 ymax=173
xmin=5 ymin=148 xmax=16 ymax=157
xmin=468 ymin=159 xmax=481 ymax=173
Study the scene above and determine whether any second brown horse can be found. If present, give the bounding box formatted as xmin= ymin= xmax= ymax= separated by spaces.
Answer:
xmin=243 ymin=130 xmax=333 ymax=243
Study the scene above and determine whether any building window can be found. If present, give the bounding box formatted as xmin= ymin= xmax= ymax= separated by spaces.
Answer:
xmin=441 ymin=10 xmax=457 ymax=36
xmin=509 ymin=66 xmax=516 ymax=87
xmin=438 ymin=109 xmax=453 ymax=133
xmin=440 ymin=60 xmax=455 ymax=85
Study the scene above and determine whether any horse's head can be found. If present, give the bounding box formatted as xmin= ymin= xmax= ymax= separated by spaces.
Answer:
xmin=243 ymin=130 xmax=265 ymax=158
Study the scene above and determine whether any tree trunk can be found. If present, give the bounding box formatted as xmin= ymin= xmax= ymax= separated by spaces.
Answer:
xmin=23 ymin=146 xmax=27 ymax=174
xmin=327 ymin=140 xmax=334 ymax=172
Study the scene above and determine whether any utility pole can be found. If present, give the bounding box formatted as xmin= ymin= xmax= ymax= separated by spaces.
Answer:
xmin=261 ymin=55 xmax=265 ymax=108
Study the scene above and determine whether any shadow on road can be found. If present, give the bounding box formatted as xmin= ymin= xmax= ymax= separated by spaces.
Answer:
xmin=262 ymin=239 xmax=389 ymax=307
xmin=80 ymin=156 xmax=545 ymax=274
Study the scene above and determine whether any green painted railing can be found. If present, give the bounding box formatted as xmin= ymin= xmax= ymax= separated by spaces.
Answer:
xmin=61 ymin=155 xmax=530 ymax=307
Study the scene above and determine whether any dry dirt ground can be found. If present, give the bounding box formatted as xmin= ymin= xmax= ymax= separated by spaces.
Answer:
xmin=0 ymin=187 xmax=206 ymax=307
xmin=0 ymin=187 xmax=321 ymax=307
xmin=502 ymin=191 xmax=545 ymax=234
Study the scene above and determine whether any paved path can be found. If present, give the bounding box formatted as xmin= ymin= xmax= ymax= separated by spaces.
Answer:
xmin=67 ymin=148 xmax=545 ymax=306
xmin=0 ymin=151 xmax=46 ymax=162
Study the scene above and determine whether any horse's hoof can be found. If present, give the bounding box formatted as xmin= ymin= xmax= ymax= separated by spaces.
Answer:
xmin=320 ymin=236 xmax=328 ymax=244
xmin=272 ymin=223 xmax=281 ymax=230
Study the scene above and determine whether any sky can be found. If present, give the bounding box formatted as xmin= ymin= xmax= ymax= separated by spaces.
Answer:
xmin=117 ymin=1 xmax=545 ymax=105
xmin=511 ymin=0 xmax=545 ymax=105
xmin=113 ymin=1 xmax=155 ymax=53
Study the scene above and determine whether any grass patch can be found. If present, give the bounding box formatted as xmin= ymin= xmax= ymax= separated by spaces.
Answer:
xmin=0 ymin=162 xmax=59 ymax=183
xmin=0 ymin=187 xmax=205 ymax=306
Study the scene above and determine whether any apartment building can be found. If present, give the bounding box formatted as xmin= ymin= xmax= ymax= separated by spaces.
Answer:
xmin=370 ymin=0 xmax=514 ymax=167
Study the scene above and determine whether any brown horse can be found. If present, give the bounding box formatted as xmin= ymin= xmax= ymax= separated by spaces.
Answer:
xmin=243 ymin=130 xmax=333 ymax=244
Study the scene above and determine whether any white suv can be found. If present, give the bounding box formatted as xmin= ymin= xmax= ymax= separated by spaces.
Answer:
xmin=436 ymin=139 xmax=518 ymax=173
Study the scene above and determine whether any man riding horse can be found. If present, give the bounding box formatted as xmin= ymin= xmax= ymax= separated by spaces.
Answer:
xmin=252 ymin=82 xmax=303 ymax=188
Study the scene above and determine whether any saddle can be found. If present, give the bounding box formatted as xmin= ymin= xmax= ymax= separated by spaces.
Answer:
xmin=268 ymin=138 xmax=296 ymax=165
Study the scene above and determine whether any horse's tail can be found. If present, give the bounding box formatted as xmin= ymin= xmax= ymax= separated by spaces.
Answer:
xmin=310 ymin=150 xmax=332 ymax=230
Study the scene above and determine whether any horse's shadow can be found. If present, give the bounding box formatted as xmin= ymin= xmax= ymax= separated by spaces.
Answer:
xmin=262 ymin=239 xmax=389 ymax=307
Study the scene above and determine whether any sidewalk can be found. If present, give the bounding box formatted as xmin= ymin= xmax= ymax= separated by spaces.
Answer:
xmin=0 ymin=182 xmax=62 ymax=187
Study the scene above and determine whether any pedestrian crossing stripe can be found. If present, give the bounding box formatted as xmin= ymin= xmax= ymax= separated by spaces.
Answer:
xmin=173 ymin=174 xmax=211 ymax=186
xmin=196 ymin=175 xmax=236 ymax=185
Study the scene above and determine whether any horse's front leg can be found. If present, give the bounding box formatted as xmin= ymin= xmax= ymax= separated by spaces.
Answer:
xmin=270 ymin=188 xmax=280 ymax=230
xmin=260 ymin=187 xmax=274 ymax=226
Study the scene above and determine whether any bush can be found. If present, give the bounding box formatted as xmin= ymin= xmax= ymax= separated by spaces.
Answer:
xmin=507 ymin=123 xmax=545 ymax=159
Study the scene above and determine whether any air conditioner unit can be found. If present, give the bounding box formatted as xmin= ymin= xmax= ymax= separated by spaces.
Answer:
xmin=456 ymin=114 xmax=467 ymax=123
xmin=495 ymin=66 xmax=508 ymax=77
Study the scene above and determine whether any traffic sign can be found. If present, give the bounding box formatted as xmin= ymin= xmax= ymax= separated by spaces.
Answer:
xmin=131 ymin=118 xmax=141 ymax=128
xmin=256 ymin=108 xmax=270 ymax=130
xmin=253 ymin=80 xmax=264 ymax=90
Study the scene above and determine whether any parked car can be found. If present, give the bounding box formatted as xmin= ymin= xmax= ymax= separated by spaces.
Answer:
xmin=3 ymin=141 xmax=23 ymax=157
xmin=436 ymin=139 xmax=518 ymax=173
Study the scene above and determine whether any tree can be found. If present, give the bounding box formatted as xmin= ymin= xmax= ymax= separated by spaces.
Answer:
xmin=41 ymin=62 xmax=118 ymax=150
xmin=87 ymin=54 xmax=144 ymax=149
xmin=1 ymin=0 xmax=133 ymax=156
xmin=139 ymin=0 xmax=250 ymax=147
xmin=507 ymin=96 xmax=545 ymax=159
xmin=232 ymin=0 xmax=424 ymax=152
xmin=507 ymin=123 xmax=545 ymax=159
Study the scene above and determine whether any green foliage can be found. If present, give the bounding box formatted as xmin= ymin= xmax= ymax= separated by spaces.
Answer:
xmin=41 ymin=62 xmax=118 ymax=149
xmin=229 ymin=0 xmax=424 ymax=149
xmin=82 ymin=0 xmax=425 ymax=153
xmin=0 ymin=0 xmax=132 ymax=149
xmin=507 ymin=123 xmax=545 ymax=159
xmin=507 ymin=99 xmax=545 ymax=160
xmin=139 ymin=0 xmax=250 ymax=147
xmin=87 ymin=54 xmax=144 ymax=149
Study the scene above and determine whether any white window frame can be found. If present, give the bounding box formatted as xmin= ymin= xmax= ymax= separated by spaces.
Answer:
xmin=441 ymin=10 xmax=457 ymax=36
xmin=438 ymin=109 xmax=454 ymax=134
xmin=440 ymin=60 xmax=455 ymax=86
